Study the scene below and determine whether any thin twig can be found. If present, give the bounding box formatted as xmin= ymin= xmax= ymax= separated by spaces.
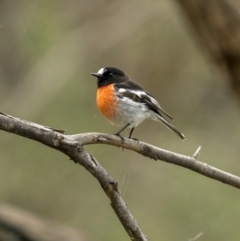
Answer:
xmin=188 ymin=232 xmax=204 ymax=241
xmin=192 ymin=146 xmax=201 ymax=159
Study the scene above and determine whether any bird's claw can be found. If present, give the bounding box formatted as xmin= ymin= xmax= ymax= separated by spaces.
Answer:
xmin=114 ymin=133 xmax=124 ymax=141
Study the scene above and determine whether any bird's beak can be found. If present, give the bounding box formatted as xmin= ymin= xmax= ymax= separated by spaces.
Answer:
xmin=91 ymin=73 xmax=101 ymax=78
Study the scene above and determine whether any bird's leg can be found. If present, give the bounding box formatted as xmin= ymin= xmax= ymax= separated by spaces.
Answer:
xmin=128 ymin=128 xmax=134 ymax=138
xmin=115 ymin=123 xmax=130 ymax=139
xmin=128 ymin=127 xmax=139 ymax=142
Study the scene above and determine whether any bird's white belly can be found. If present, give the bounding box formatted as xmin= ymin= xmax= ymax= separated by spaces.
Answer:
xmin=111 ymin=97 xmax=151 ymax=127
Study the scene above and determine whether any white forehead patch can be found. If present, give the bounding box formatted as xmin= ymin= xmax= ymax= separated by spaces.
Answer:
xmin=97 ymin=68 xmax=105 ymax=75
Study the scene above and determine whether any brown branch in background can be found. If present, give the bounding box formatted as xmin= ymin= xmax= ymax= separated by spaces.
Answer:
xmin=0 ymin=112 xmax=240 ymax=238
xmin=0 ymin=204 xmax=88 ymax=241
xmin=175 ymin=0 xmax=240 ymax=99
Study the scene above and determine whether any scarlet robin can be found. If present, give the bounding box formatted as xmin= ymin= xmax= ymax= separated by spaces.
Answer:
xmin=91 ymin=67 xmax=185 ymax=140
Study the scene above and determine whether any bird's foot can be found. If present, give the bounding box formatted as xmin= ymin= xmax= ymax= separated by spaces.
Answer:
xmin=114 ymin=133 xmax=124 ymax=141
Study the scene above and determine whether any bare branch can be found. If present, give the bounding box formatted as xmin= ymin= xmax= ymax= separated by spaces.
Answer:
xmin=0 ymin=112 xmax=147 ymax=241
xmin=0 ymin=112 xmax=240 ymax=239
xmin=71 ymin=133 xmax=240 ymax=189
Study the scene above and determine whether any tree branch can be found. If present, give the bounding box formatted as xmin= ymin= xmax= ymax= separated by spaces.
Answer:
xmin=0 ymin=204 xmax=87 ymax=241
xmin=0 ymin=112 xmax=147 ymax=241
xmin=175 ymin=0 xmax=240 ymax=99
xmin=70 ymin=133 xmax=240 ymax=188
xmin=0 ymin=112 xmax=240 ymax=239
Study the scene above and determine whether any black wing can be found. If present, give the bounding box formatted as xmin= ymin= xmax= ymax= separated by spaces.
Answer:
xmin=114 ymin=80 xmax=173 ymax=120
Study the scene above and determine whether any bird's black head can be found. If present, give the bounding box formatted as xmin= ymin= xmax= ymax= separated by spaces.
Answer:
xmin=91 ymin=67 xmax=128 ymax=88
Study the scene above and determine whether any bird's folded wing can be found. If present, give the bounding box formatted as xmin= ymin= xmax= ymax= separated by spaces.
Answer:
xmin=115 ymin=81 xmax=173 ymax=120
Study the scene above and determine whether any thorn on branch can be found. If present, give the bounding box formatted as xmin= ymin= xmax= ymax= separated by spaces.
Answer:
xmin=188 ymin=232 xmax=204 ymax=241
xmin=192 ymin=146 xmax=202 ymax=159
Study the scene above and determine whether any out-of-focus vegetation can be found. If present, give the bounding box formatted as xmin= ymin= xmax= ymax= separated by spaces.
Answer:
xmin=1 ymin=1 xmax=240 ymax=240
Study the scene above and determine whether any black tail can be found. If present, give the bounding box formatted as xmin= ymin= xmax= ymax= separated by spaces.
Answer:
xmin=157 ymin=115 xmax=186 ymax=140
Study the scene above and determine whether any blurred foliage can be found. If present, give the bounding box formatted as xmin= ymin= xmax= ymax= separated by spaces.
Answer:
xmin=1 ymin=0 xmax=240 ymax=241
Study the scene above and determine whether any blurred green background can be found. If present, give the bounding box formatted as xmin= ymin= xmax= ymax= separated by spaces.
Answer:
xmin=1 ymin=1 xmax=240 ymax=240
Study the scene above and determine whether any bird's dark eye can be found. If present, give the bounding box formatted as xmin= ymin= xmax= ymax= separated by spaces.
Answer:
xmin=104 ymin=71 xmax=113 ymax=77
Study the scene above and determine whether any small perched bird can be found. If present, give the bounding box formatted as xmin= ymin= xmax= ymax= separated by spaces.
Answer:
xmin=91 ymin=67 xmax=185 ymax=140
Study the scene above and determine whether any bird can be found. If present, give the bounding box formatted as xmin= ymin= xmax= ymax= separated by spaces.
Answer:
xmin=91 ymin=66 xmax=185 ymax=140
